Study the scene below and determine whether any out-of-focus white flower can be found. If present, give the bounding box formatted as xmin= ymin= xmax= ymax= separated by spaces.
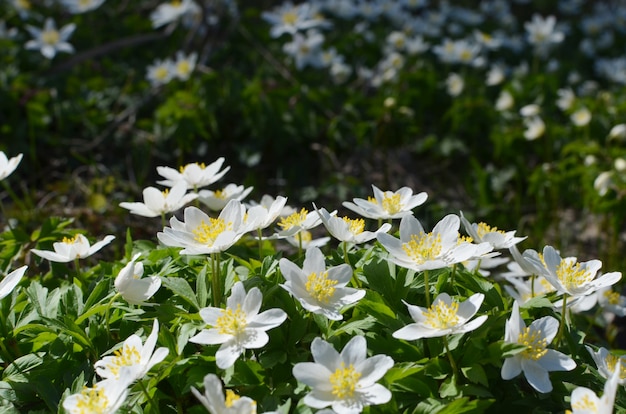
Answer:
xmin=524 ymin=14 xmax=564 ymax=56
xmin=486 ymin=64 xmax=505 ymax=86
xmin=571 ymin=107 xmax=591 ymax=127
xmin=523 ymin=116 xmax=545 ymax=140
xmin=594 ymin=171 xmax=613 ymax=196
xmin=586 ymin=345 xmax=626 ymax=385
xmin=520 ymin=104 xmax=540 ymax=117
xmin=31 ymin=234 xmax=115 ymax=263
xmin=0 ymin=266 xmax=26 ymax=300
xmin=433 ymin=38 xmax=483 ymax=67
xmin=330 ymin=60 xmax=352 ymax=84
xmin=157 ymin=158 xmax=230 ymax=190
xmin=146 ymin=58 xmax=174 ymax=87
xmin=172 ymin=51 xmax=197 ymax=81
xmin=262 ymin=1 xmax=326 ymax=38
xmin=598 ymin=286 xmax=626 ymax=318
xmin=114 ymin=253 xmax=162 ymax=305
xmin=60 ymin=0 xmax=105 ymax=13
xmin=568 ymin=366 xmax=619 ymax=414
xmin=495 ymin=90 xmax=514 ymax=112
xmin=119 ymin=181 xmax=198 ymax=217
xmin=283 ymin=30 xmax=325 ymax=70
xmin=150 ymin=0 xmax=200 ymax=28
xmin=474 ymin=30 xmax=501 ymax=50
xmin=0 ymin=21 xmax=18 ymax=39
xmin=25 ymin=18 xmax=76 ymax=59
xmin=556 ymin=88 xmax=576 ymax=111
xmin=406 ymin=35 xmax=430 ymax=55
xmin=615 ymin=158 xmax=626 ymax=172
xmin=446 ymin=72 xmax=464 ymax=97
xmin=192 ymin=373 xmax=257 ymax=413
xmin=0 ymin=151 xmax=23 ymax=181
xmin=343 ymin=185 xmax=427 ymax=220
xmin=197 ymin=184 xmax=253 ymax=212
xmin=608 ymin=124 xmax=626 ymax=140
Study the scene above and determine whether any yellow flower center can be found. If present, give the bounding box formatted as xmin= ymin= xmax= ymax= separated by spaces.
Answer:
xmin=342 ymin=217 xmax=365 ymax=235
xmin=556 ymin=260 xmax=593 ymax=291
xmin=382 ymin=193 xmax=402 ymax=214
xmin=216 ymin=305 xmax=247 ymax=336
xmin=424 ymin=300 xmax=460 ymax=329
xmin=192 ymin=218 xmax=230 ymax=245
xmin=16 ymin=0 xmax=31 ymax=9
xmin=281 ymin=11 xmax=298 ymax=25
xmin=224 ymin=389 xmax=240 ymax=408
xmin=605 ymin=354 xmax=626 ymax=380
xmin=571 ymin=394 xmax=598 ymax=412
xmin=330 ymin=363 xmax=361 ymax=399
xmin=214 ymin=189 xmax=226 ymax=199
xmin=305 ymin=271 xmax=337 ymax=303
xmin=62 ymin=234 xmax=81 ymax=244
xmin=106 ymin=345 xmax=141 ymax=378
xmin=73 ymin=385 xmax=110 ymax=414
xmin=41 ymin=29 xmax=60 ymax=46
xmin=518 ymin=327 xmax=548 ymax=360
xmin=177 ymin=60 xmax=190 ymax=76
xmin=460 ymin=49 xmax=473 ymax=62
xmin=171 ymin=0 xmax=182 ymax=6
xmin=154 ymin=66 xmax=169 ymax=81
xmin=278 ymin=208 xmax=308 ymax=230
xmin=79 ymin=0 xmax=92 ymax=7
xmin=476 ymin=222 xmax=504 ymax=238
xmin=401 ymin=232 xmax=442 ymax=265
xmin=604 ymin=290 xmax=621 ymax=305
xmin=458 ymin=234 xmax=473 ymax=244
xmin=179 ymin=162 xmax=206 ymax=173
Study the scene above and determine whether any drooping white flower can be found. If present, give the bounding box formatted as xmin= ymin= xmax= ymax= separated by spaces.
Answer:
xmin=586 ymin=345 xmax=626 ymax=385
xmin=460 ymin=212 xmax=526 ymax=250
xmin=95 ymin=319 xmax=168 ymax=382
xmin=25 ymin=18 xmax=76 ymax=59
xmin=244 ymin=195 xmax=288 ymax=232
xmin=315 ymin=205 xmax=391 ymax=244
xmin=568 ymin=364 xmax=620 ymax=414
xmin=62 ymin=371 xmax=134 ymax=414
xmin=189 ymin=281 xmax=287 ymax=369
xmin=0 ymin=151 xmax=23 ymax=181
xmin=445 ymin=72 xmax=464 ymax=97
xmin=292 ymin=336 xmax=394 ymax=414
xmin=393 ymin=293 xmax=487 ymax=340
xmin=343 ymin=185 xmax=428 ymax=220
xmin=377 ymin=214 xmax=493 ymax=272
xmin=150 ymin=0 xmax=200 ymax=28
xmin=192 ymin=373 xmax=257 ymax=414
xmin=119 ymin=181 xmax=198 ymax=218
xmin=156 ymin=158 xmax=230 ymax=190
xmin=31 ymin=234 xmax=115 ymax=263
xmin=114 ymin=253 xmax=162 ymax=305
xmin=0 ymin=266 xmax=26 ymax=300
xmin=197 ymin=184 xmax=253 ymax=212
xmin=279 ymin=247 xmax=364 ymax=320
xmin=157 ymin=201 xmax=246 ymax=255
xmin=60 ymin=0 xmax=105 ymax=13
xmin=501 ymin=301 xmax=576 ymax=393
xmin=523 ymin=116 xmax=545 ymax=140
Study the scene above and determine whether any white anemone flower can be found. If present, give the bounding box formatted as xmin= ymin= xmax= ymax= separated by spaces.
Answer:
xmin=31 ymin=234 xmax=115 ymax=263
xmin=586 ymin=345 xmax=626 ymax=385
xmin=571 ymin=107 xmax=592 ymax=127
xmin=292 ymin=336 xmax=394 ymax=414
xmin=597 ymin=287 xmax=626 ymax=317
xmin=279 ymin=247 xmax=365 ymax=320
xmin=568 ymin=363 xmax=620 ymax=414
xmin=285 ymin=231 xmax=331 ymax=250
xmin=60 ymin=0 xmax=105 ymax=13
xmin=460 ymin=212 xmax=526 ymax=250
xmin=119 ymin=181 xmax=198 ymax=218
xmin=95 ymin=319 xmax=168 ymax=382
xmin=495 ymin=90 xmax=514 ymax=112
xmin=25 ymin=18 xmax=76 ymax=59
xmin=172 ymin=51 xmax=197 ymax=81
xmin=150 ymin=0 xmax=199 ymax=28
xmin=0 ymin=266 xmax=26 ymax=300
xmin=445 ymin=72 xmax=464 ymax=97
xmin=501 ymin=301 xmax=576 ymax=393
xmin=523 ymin=116 xmax=545 ymax=140
xmin=192 ymin=373 xmax=257 ymax=413
xmin=146 ymin=58 xmax=174 ymax=87
xmin=62 ymin=370 xmax=134 ymax=414
xmin=529 ymin=245 xmax=621 ymax=297
xmin=261 ymin=1 xmax=323 ymax=38
xmin=189 ymin=281 xmax=287 ymax=369
xmin=377 ymin=214 xmax=493 ymax=272
xmin=157 ymin=200 xmax=246 ymax=255
xmin=393 ymin=293 xmax=487 ymax=340
xmin=272 ymin=207 xmax=326 ymax=238
xmin=157 ymin=158 xmax=230 ymax=190
xmin=197 ymin=184 xmax=253 ymax=212
xmin=343 ymin=185 xmax=428 ymax=220
xmin=114 ymin=253 xmax=162 ymax=305
xmin=244 ymin=195 xmax=288 ymax=232
xmin=315 ymin=205 xmax=391 ymax=244
xmin=0 ymin=151 xmax=23 ymax=181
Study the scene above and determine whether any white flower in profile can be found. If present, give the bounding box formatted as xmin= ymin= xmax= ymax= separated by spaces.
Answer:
xmin=114 ymin=253 xmax=162 ymax=305
xmin=503 ymin=275 xmax=556 ymax=305
xmin=60 ymin=0 xmax=105 ymax=13
xmin=272 ymin=207 xmax=325 ymax=238
xmin=146 ymin=58 xmax=174 ymax=87
xmin=597 ymin=287 xmax=626 ymax=318
xmin=172 ymin=51 xmax=197 ymax=81
xmin=393 ymin=293 xmax=487 ymax=340
xmin=62 ymin=370 xmax=134 ymax=414
xmin=95 ymin=319 xmax=168 ymax=382
xmin=315 ymin=205 xmax=391 ymax=244
xmin=0 ymin=151 xmax=23 ymax=181
xmin=150 ymin=0 xmax=199 ymax=28
xmin=197 ymin=184 xmax=253 ymax=212
xmin=445 ymin=72 xmax=464 ymax=97
xmin=119 ymin=181 xmax=198 ymax=218
xmin=25 ymin=18 xmax=76 ymax=59
xmin=460 ymin=212 xmax=526 ymax=250
xmin=377 ymin=214 xmax=493 ymax=272
xmin=157 ymin=200 xmax=245 ymax=255
xmin=31 ymin=234 xmax=115 ymax=263
xmin=594 ymin=171 xmax=613 ymax=196
xmin=343 ymin=185 xmax=428 ymax=220
xmin=0 ymin=266 xmax=26 ymax=300
xmin=244 ymin=195 xmax=288 ymax=232
xmin=520 ymin=104 xmax=540 ymax=117
xmin=285 ymin=231 xmax=330 ymax=250
xmin=192 ymin=373 xmax=257 ymax=414
xmin=586 ymin=345 xmax=626 ymax=385
xmin=486 ymin=64 xmax=505 ymax=86
xmin=292 ymin=336 xmax=394 ymax=414
xmin=529 ymin=245 xmax=621 ymax=297
xmin=495 ymin=90 xmax=514 ymax=112
xmin=279 ymin=247 xmax=364 ymax=320
xmin=189 ymin=281 xmax=287 ymax=369
xmin=501 ymin=301 xmax=575 ymax=393
xmin=556 ymin=87 xmax=576 ymax=111
xmin=156 ymin=158 xmax=230 ymax=190
xmin=523 ymin=116 xmax=545 ymax=140
xmin=568 ymin=363 xmax=619 ymax=414
xmin=608 ymin=124 xmax=626 ymax=140
xmin=571 ymin=107 xmax=591 ymax=127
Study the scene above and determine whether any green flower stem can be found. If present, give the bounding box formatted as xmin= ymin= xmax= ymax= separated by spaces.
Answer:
xmin=343 ymin=241 xmax=351 ymax=266
xmin=424 ymin=270 xmax=431 ymax=307
xmin=138 ymin=378 xmax=158 ymax=410
xmin=443 ymin=335 xmax=459 ymax=381
xmin=73 ymin=258 xmax=87 ymax=288
xmin=104 ymin=292 xmax=121 ymax=334
xmin=556 ymin=293 xmax=569 ymax=347
xmin=450 ymin=264 xmax=457 ymax=288
xmin=257 ymin=228 xmax=264 ymax=260
xmin=211 ymin=253 xmax=222 ymax=306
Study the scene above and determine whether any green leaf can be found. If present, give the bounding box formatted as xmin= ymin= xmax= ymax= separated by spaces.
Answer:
xmin=161 ymin=277 xmax=199 ymax=310
xmin=330 ymin=315 xmax=377 ymax=337
xmin=3 ymin=353 xmax=44 ymax=383
xmin=461 ymin=364 xmax=488 ymax=387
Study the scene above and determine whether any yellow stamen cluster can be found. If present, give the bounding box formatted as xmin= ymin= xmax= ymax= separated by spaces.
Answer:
xmin=177 ymin=60 xmax=191 ymax=75
xmin=605 ymin=354 xmax=626 ymax=380
xmin=281 ymin=11 xmax=299 ymax=25
xmin=570 ymin=394 xmax=598 ymax=412
xmin=305 ymin=271 xmax=337 ymax=303
xmin=179 ymin=162 xmax=206 ymax=173
xmin=458 ymin=234 xmax=473 ymax=244
xmin=382 ymin=193 xmax=402 ymax=215
xmin=556 ymin=260 xmax=593 ymax=290
xmin=278 ymin=208 xmax=308 ymax=230
xmin=73 ymin=385 xmax=110 ymax=414
xmin=604 ymin=290 xmax=621 ymax=305
xmin=518 ymin=327 xmax=548 ymax=360
xmin=476 ymin=222 xmax=505 ymax=238
xmin=401 ymin=232 xmax=442 ymax=265
xmin=342 ymin=217 xmax=365 ymax=235
xmin=214 ymin=189 xmax=226 ymax=199
xmin=423 ymin=300 xmax=460 ymax=329
xmin=192 ymin=218 xmax=229 ymax=245
xmin=78 ymin=0 xmax=91 ymax=7
xmin=224 ymin=389 xmax=241 ymax=408
xmin=106 ymin=345 xmax=141 ymax=378
xmin=62 ymin=234 xmax=81 ymax=244
xmin=41 ymin=29 xmax=60 ymax=45
xmin=330 ymin=363 xmax=361 ymax=398
xmin=216 ymin=305 xmax=247 ymax=336
xmin=154 ymin=66 xmax=170 ymax=81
